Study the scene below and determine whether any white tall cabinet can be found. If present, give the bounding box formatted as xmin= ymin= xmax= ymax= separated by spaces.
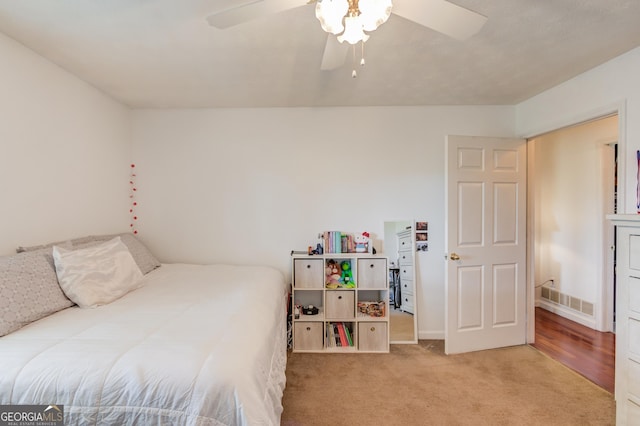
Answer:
xmin=608 ymin=215 xmax=640 ymax=425
xmin=397 ymin=229 xmax=415 ymax=314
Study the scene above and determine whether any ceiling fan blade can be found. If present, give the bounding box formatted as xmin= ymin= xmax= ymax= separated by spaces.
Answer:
xmin=392 ymin=0 xmax=487 ymax=41
xmin=320 ymin=35 xmax=348 ymax=71
xmin=206 ymin=0 xmax=305 ymax=29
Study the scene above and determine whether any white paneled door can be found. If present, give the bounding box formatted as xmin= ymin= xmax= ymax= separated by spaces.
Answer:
xmin=445 ymin=136 xmax=527 ymax=354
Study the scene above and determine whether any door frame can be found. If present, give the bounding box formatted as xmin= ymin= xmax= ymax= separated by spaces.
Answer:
xmin=523 ymin=101 xmax=626 ymax=343
xmin=600 ymin=140 xmax=617 ymax=332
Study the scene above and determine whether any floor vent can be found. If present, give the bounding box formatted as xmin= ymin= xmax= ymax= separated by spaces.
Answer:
xmin=540 ymin=287 xmax=594 ymax=317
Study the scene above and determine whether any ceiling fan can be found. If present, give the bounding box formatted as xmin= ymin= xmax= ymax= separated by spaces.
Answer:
xmin=206 ymin=0 xmax=487 ymax=72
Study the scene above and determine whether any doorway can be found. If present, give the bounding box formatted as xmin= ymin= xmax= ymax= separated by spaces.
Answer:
xmin=528 ymin=114 xmax=618 ymax=384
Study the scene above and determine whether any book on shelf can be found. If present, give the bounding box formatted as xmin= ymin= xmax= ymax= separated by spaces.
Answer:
xmin=338 ymin=323 xmax=351 ymax=347
xmin=327 ymin=322 xmax=354 ymax=348
xmin=319 ymin=230 xmax=374 ymax=254
xmin=328 ymin=324 xmax=336 ymax=348
xmin=344 ymin=323 xmax=353 ymax=346
xmin=322 ymin=231 xmax=357 ymax=254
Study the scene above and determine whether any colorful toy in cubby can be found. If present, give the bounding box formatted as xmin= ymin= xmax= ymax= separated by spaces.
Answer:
xmin=340 ymin=261 xmax=356 ymax=288
xmin=325 ymin=259 xmax=341 ymax=289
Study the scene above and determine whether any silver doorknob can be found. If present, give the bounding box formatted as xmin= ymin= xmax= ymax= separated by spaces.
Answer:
xmin=450 ymin=253 xmax=460 ymax=261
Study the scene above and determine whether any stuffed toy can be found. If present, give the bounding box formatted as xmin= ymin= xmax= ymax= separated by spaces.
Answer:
xmin=325 ymin=260 xmax=341 ymax=288
xmin=355 ymin=232 xmax=370 ymax=253
xmin=340 ymin=261 xmax=356 ymax=288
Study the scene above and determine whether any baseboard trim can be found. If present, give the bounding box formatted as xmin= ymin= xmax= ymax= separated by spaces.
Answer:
xmin=538 ymin=300 xmax=597 ymax=329
xmin=419 ymin=330 xmax=444 ymax=340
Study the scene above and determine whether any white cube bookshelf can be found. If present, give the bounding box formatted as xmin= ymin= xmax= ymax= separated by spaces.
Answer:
xmin=291 ymin=254 xmax=389 ymax=353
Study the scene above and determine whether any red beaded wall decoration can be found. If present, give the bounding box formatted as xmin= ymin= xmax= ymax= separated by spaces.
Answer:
xmin=129 ymin=163 xmax=138 ymax=235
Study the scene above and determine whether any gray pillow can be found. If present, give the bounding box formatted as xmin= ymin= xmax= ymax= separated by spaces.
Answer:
xmin=71 ymin=233 xmax=161 ymax=275
xmin=16 ymin=240 xmax=71 ymax=253
xmin=0 ymin=248 xmax=74 ymax=337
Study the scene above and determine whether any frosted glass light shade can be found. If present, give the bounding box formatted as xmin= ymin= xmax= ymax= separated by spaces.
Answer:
xmin=359 ymin=0 xmax=392 ymax=31
xmin=337 ymin=15 xmax=369 ymax=44
xmin=315 ymin=0 xmax=349 ymax=35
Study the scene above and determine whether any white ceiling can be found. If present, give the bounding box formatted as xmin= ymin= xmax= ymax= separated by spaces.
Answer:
xmin=1 ymin=0 xmax=640 ymax=108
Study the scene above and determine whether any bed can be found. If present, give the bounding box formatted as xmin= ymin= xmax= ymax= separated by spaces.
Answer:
xmin=0 ymin=234 xmax=288 ymax=425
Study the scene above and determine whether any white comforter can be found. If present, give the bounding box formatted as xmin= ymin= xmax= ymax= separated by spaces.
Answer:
xmin=0 ymin=264 xmax=288 ymax=426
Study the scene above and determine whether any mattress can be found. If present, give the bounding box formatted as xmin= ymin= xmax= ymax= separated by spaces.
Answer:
xmin=0 ymin=263 xmax=288 ymax=425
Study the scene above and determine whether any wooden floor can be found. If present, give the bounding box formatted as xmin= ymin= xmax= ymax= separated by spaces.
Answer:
xmin=532 ymin=307 xmax=615 ymax=393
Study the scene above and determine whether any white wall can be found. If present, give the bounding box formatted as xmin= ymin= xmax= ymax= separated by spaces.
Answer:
xmin=0 ymin=33 xmax=131 ymax=256
xmin=516 ymin=46 xmax=640 ymax=215
xmin=131 ymin=106 xmax=516 ymax=337
xmin=531 ymin=116 xmax=617 ymax=310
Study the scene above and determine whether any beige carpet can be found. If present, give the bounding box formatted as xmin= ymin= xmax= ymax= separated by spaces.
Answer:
xmin=281 ymin=340 xmax=614 ymax=426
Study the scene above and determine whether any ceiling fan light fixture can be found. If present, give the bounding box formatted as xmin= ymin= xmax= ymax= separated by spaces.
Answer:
xmin=316 ymin=0 xmax=392 ymax=44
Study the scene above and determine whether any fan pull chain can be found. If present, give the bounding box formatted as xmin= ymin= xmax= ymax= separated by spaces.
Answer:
xmin=351 ymin=41 xmax=366 ymax=78
xmin=352 ymin=44 xmax=357 ymax=78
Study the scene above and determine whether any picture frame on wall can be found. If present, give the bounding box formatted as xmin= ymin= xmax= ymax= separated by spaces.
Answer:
xmin=415 ymin=221 xmax=428 ymax=251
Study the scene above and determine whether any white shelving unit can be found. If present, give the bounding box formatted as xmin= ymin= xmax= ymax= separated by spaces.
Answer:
xmin=291 ymin=254 xmax=389 ymax=353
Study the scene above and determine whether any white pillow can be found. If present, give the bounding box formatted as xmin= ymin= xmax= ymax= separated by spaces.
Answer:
xmin=52 ymin=237 xmax=144 ymax=308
